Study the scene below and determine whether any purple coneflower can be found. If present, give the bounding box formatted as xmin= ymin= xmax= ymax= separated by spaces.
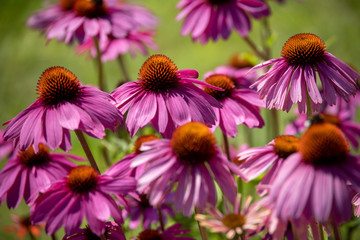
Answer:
xmin=203 ymin=73 xmax=264 ymax=137
xmin=131 ymin=122 xmax=240 ymax=216
xmin=236 ymin=135 xmax=299 ymax=194
xmin=0 ymin=144 xmax=81 ymax=208
xmin=77 ymin=30 xmax=158 ymax=62
xmin=111 ymin=55 xmax=222 ymax=137
xmin=269 ymin=123 xmax=360 ymax=225
xmin=133 ymin=223 xmax=194 ymax=240
xmin=27 ymin=0 xmax=148 ymax=44
xmin=250 ymin=33 xmax=360 ymax=113
xmin=5 ymin=214 xmax=43 ymax=240
xmin=63 ymin=222 xmax=125 ymax=240
xmin=0 ymin=129 xmax=15 ymax=160
xmin=195 ymin=194 xmax=270 ymax=239
xmin=31 ymin=165 xmax=136 ymax=236
xmin=3 ymin=66 xmax=122 ymax=153
xmin=176 ymin=0 xmax=270 ymax=44
xmin=353 ymin=193 xmax=360 ymax=217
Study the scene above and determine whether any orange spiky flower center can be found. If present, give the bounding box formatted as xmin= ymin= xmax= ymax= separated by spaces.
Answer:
xmin=222 ymin=213 xmax=246 ymax=229
xmin=19 ymin=144 xmax=51 ymax=168
xmin=311 ymin=113 xmax=341 ymax=126
xmin=298 ymin=123 xmax=349 ymax=166
xmin=230 ymin=54 xmax=254 ymax=69
xmin=37 ymin=66 xmax=81 ymax=106
xmin=207 ymin=0 xmax=232 ymax=5
xmin=67 ymin=166 xmax=98 ymax=194
xmin=171 ymin=122 xmax=216 ymax=166
xmin=134 ymin=135 xmax=159 ymax=154
xmin=74 ymin=0 xmax=107 ymax=18
xmin=204 ymin=74 xmax=234 ymax=101
xmin=60 ymin=0 xmax=76 ymax=10
xmin=281 ymin=33 xmax=326 ymax=66
xmin=273 ymin=135 xmax=300 ymax=158
xmin=137 ymin=229 xmax=162 ymax=240
xmin=139 ymin=55 xmax=179 ymax=92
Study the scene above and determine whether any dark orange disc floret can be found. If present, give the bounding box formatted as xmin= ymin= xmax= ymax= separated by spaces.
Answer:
xmin=67 ymin=166 xmax=98 ymax=194
xmin=19 ymin=144 xmax=51 ymax=168
xmin=137 ymin=229 xmax=162 ymax=240
xmin=204 ymin=74 xmax=234 ymax=101
xmin=273 ymin=135 xmax=300 ymax=158
xmin=207 ymin=0 xmax=232 ymax=5
xmin=229 ymin=54 xmax=254 ymax=69
xmin=222 ymin=213 xmax=246 ymax=229
xmin=281 ymin=33 xmax=326 ymax=66
xmin=298 ymin=123 xmax=349 ymax=166
xmin=171 ymin=122 xmax=216 ymax=166
xmin=37 ymin=66 xmax=81 ymax=106
xmin=74 ymin=0 xmax=107 ymax=18
xmin=311 ymin=113 xmax=341 ymax=126
xmin=60 ymin=0 xmax=76 ymax=10
xmin=134 ymin=135 xmax=159 ymax=154
xmin=139 ymin=55 xmax=179 ymax=92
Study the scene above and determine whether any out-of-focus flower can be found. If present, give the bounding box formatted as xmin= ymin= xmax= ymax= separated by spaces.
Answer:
xmin=5 ymin=214 xmax=43 ymax=239
xmin=250 ymin=33 xmax=359 ymax=113
xmin=31 ymin=165 xmax=136 ymax=236
xmin=269 ymin=123 xmax=360 ymax=225
xmin=63 ymin=222 xmax=125 ymax=240
xmin=27 ymin=0 xmax=155 ymax=44
xmin=353 ymin=193 xmax=360 ymax=217
xmin=203 ymin=73 xmax=264 ymax=137
xmin=195 ymin=194 xmax=270 ymax=239
xmin=132 ymin=223 xmax=194 ymax=240
xmin=236 ymin=135 xmax=299 ymax=195
xmin=77 ymin=30 xmax=158 ymax=62
xmin=3 ymin=66 xmax=122 ymax=153
xmin=176 ymin=0 xmax=270 ymax=44
xmin=111 ymin=55 xmax=222 ymax=137
xmin=0 ymin=144 xmax=82 ymax=208
xmin=0 ymin=129 xmax=15 ymax=161
xmin=131 ymin=122 xmax=241 ymax=216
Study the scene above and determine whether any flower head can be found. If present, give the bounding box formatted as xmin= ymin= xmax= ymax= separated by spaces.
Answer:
xmin=195 ymin=194 xmax=270 ymax=239
xmin=3 ymin=66 xmax=122 ymax=152
xmin=0 ymin=144 xmax=81 ymax=208
xmin=63 ymin=222 xmax=125 ymax=240
xmin=176 ymin=0 xmax=270 ymax=44
xmin=203 ymin=73 xmax=264 ymax=137
xmin=111 ymin=55 xmax=222 ymax=137
xmin=31 ymin=165 xmax=136 ymax=236
xmin=269 ymin=123 xmax=360 ymax=225
xmin=27 ymin=0 xmax=154 ymax=44
xmin=133 ymin=223 xmax=194 ymax=240
xmin=5 ymin=214 xmax=43 ymax=239
xmin=250 ymin=33 xmax=360 ymax=113
xmin=131 ymin=122 xmax=241 ymax=216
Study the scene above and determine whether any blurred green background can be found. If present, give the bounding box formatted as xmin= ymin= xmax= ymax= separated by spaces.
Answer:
xmin=0 ymin=0 xmax=360 ymax=239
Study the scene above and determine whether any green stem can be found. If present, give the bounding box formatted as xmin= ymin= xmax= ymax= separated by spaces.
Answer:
xmin=222 ymin=132 xmax=232 ymax=161
xmin=157 ymin=207 xmax=165 ymax=231
xmin=332 ymin=222 xmax=341 ymax=240
xmin=318 ymin=222 xmax=325 ymax=240
xmin=93 ymin=37 xmax=106 ymax=92
xmin=75 ymin=130 xmax=101 ymax=174
xmin=243 ymin=36 xmax=268 ymax=61
xmin=195 ymin=208 xmax=208 ymax=240
xmin=117 ymin=55 xmax=131 ymax=83
xmin=26 ymin=226 xmax=36 ymax=240
xmin=261 ymin=15 xmax=272 ymax=60
xmin=306 ymin=93 xmax=313 ymax=120
xmin=270 ymin=109 xmax=280 ymax=138
xmin=51 ymin=233 xmax=57 ymax=240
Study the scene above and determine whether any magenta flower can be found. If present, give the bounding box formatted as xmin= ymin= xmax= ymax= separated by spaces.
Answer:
xmin=0 ymin=144 xmax=81 ymax=208
xmin=269 ymin=123 xmax=360 ymax=225
xmin=353 ymin=193 xmax=360 ymax=217
xmin=27 ymin=0 xmax=152 ymax=44
xmin=123 ymin=193 xmax=174 ymax=229
xmin=131 ymin=122 xmax=241 ymax=216
xmin=77 ymin=30 xmax=158 ymax=62
xmin=111 ymin=55 xmax=222 ymax=137
xmin=3 ymin=66 xmax=122 ymax=153
xmin=237 ymin=135 xmax=299 ymax=194
xmin=133 ymin=223 xmax=194 ymax=240
xmin=63 ymin=222 xmax=125 ymax=240
xmin=250 ymin=33 xmax=360 ymax=113
xmin=176 ymin=0 xmax=270 ymax=44
xmin=285 ymin=97 xmax=360 ymax=149
xmin=203 ymin=73 xmax=264 ymax=137
xmin=31 ymin=165 xmax=136 ymax=236
xmin=195 ymin=194 xmax=270 ymax=239
xmin=0 ymin=129 xmax=15 ymax=160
